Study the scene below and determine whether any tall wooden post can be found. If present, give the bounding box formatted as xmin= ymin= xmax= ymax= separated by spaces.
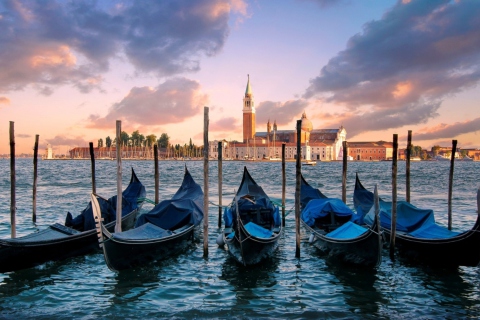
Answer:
xmin=218 ymin=141 xmax=223 ymax=228
xmin=203 ymin=107 xmax=209 ymax=257
xmin=10 ymin=121 xmax=16 ymax=238
xmin=282 ymin=143 xmax=286 ymax=227
xmin=448 ymin=139 xmax=457 ymax=230
xmin=295 ymin=120 xmax=302 ymax=258
xmin=115 ymin=120 xmax=122 ymax=233
xmin=390 ymin=134 xmax=398 ymax=261
xmin=33 ymin=134 xmax=39 ymax=223
xmin=154 ymin=145 xmax=159 ymax=204
xmin=406 ymin=130 xmax=412 ymax=203
xmin=89 ymin=142 xmax=96 ymax=194
xmin=342 ymin=140 xmax=348 ymax=204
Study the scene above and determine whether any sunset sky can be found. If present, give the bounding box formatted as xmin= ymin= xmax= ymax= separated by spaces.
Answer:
xmin=1 ymin=0 xmax=479 ymax=155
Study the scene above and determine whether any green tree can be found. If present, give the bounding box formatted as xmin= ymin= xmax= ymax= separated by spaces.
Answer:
xmin=98 ymin=138 xmax=103 ymax=148
xmin=146 ymin=134 xmax=157 ymax=147
xmin=105 ymin=136 xmax=112 ymax=147
xmin=432 ymin=145 xmax=441 ymax=156
xmin=158 ymin=133 xmax=170 ymax=148
xmin=120 ymin=131 xmax=130 ymax=146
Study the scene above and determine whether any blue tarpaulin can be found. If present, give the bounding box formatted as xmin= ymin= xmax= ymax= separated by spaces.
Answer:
xmin=364 ymin=200 xmax=435 ymax=233
xmin=325 ymin=221 xmax=368 ymax=239
xmin=112 ymin=223 xmax=172 ymax=240
xmin=135 ymin=168 xmax=204 ymax=230
xmin=244 ymin=222 xmax=273 ymax=238
xmin=301 ymin=198 xmax=355 ymax=227
xmin=65 ymin=168 xmax=146 ymax=231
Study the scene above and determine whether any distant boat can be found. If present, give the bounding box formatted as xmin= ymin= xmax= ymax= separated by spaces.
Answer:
xmin=459 ymin=155 xmax=474 ymax=161
xmin=303 ymin=161 xmax=317 ymax=166
xmin=434 ymin=155 xmax=450 ymax=161
xmin=410 ymin=157 xmax=422 ymax=161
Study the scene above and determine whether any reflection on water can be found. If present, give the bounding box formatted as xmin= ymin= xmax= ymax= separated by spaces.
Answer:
xmin=0 ymin=159 xmax=479 ymax=318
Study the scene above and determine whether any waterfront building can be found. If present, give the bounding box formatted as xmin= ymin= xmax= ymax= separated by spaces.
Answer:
xmin=347 ymin=141 xmax=394 ymax=161
xmin=209 ymin=76 xmax=347 ymax=161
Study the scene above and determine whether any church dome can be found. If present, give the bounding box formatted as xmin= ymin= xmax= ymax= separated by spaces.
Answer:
xmin=300 ymin=111 xmax=313 ymax=132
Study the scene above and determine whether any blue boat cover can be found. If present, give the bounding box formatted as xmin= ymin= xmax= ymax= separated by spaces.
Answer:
xmin=65 ymin=168 xmax=146 ymax=231
xmin=407 ymin=223 xmax=460 ymax=239
xmin=325 ymin=221 xmax=368 ymax=239
xmin=135 ymin=168 xmax=204 ymax=230
xmin=364 ymin=200 xmax=435 ymax=233
xmin=224 ymin=167 xmax=281 ymax=228
xmin=112 ymin=222 xmax=172 ymax=240
xmin=356 ymin=174 xmax=461 ymax=239
xmin=301 ymin=198 xmax=355 ymax=227
xmin=244 ymin=222 xmax=273 ymax=238
xmin=300 ymin=175 xmax=327 ymax=209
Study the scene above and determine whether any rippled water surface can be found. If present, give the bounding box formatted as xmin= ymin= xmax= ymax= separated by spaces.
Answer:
xmin=1 ymin=159 xmax=479 ymax=319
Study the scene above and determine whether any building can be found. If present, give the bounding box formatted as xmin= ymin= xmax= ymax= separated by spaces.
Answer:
xmin=209 ymin=76 xmax=347 ymax=160
xmin=347 ymin=141 xmax=394 ymax=161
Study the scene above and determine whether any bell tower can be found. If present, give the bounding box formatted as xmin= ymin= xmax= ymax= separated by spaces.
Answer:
xmin=243 ymin=74 xmax=256 ymax=142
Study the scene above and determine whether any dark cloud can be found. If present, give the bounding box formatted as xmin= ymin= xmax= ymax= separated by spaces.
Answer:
xmin=17 ymin=133 xmax=31 ymax=138
xmin=86 ymin=77 xmax=208 ymax=129
xmin=304 ymin=0 xmax=480 ymax=136
xmin=0 ymin=0 xmax=244 ymax=94
xmin=406 ymin=117 xmax=480 ymax=141
xmin=319 ymin=100 xmax=441 ymax=138
xmin=255 ymin=99 xmax=310 ymax=126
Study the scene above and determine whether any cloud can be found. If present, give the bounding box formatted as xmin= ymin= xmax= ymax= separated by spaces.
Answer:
xmin=17 ymin=133 xmax=31 ymax=138
xmin=0 ymin=96 xmax=10 ymax=104
xmin=406 ymin=117 xmax=480 ymax=141
xmin=255 ymin=99 xmax=310 ymax=127
xmin=319 ymin=100 xmax=441 ymax=138
xmin=210 ymin=117 xmax=240 ymax=131
xmin=304 ymin=0 xmax=480 ymax=135
xmin=0 ymin=0 xmax=248 ymax=94
xmin=301 ymin=0 xmax=347 ymax=8
xmin=86 ymin=77 xmax=208 ymax=129
xmin=45 ymin=135 xmax=88 ymax=148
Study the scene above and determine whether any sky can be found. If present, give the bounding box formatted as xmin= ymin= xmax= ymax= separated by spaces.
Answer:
xmin=1 ymin=0 xmax=480 ymax=155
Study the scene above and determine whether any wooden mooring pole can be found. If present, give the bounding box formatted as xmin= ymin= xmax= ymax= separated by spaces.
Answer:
xmin=115 ymin=120 xmax=122 ymax=233
xmin=342 ymin=140 xmax=348 ymax=204
xmin=295 ymin=120 xmax=301 ymax=258
xmin=282 ymin=143 xmax=286 ymax=228
xmin=203 ymin=107 xmax=209 ymax=257
xmin=448 ymin=139 xmax=457 ymax=230
xmin=390 ymin=134 xmax=398 ymax=261
xmin=218 ymin=141 xmax=223 ymax=228
xmin=154 ymin=145 xmax=159 ymax=204
xmin=406 ymin=130 xmax=412 ymax=203
xmin=10 ymin=121 xmax=16 ymax=238
xmin=89 ymin=142 xmax=96 ymax=195
xmin=33 ymin=134 xmax=39 ymax=223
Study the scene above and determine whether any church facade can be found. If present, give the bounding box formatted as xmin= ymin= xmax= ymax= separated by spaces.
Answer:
xmin=209 ymin=76 xmax=347 ymax=161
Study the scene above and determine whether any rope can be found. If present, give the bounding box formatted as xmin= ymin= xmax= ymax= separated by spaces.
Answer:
xmin=138 ymin=197 xmax=156 ymax=205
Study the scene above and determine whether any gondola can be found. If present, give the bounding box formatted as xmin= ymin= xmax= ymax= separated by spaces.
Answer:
xmin=0 ymin=168 xmax=146 ymax=273
xmin=353 ymin=173 xmax=480 ymax=267
xmin=93 ymin=167 xmax=203 ymax=271
xmin=300 ymin=174 xmax=382 ymax=268
xmin=218 ymin=166 xmax=282 ymax=266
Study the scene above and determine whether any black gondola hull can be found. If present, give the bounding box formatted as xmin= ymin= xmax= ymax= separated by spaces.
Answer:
xmin=302 ymin=221 xmax=382 ymax=268
xmin=224 ymin=224 xmax=282 ymax=266
xmin=101 ymin=226 xmax=195 ymax=271
xmin=353 ymin=173 xmax=480 ymax=267
xmin=0 ymin=211 xmax=138 ymax=273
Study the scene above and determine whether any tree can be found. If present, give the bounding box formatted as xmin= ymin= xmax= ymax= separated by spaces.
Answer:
xmin=98 ymin=138 xmax=103 ymax=148
xmin=120 ymin=131 xmax=130 ymax=146
xmin=158 ymin=133 xmax=170 ymax=148
xmin=432 ymin=145 xmax=441 ymax=156
xmin=146 ymin=134 xmax=157 ymax=147
xmin=131 ymin=130 xmax=141 ymax=146
xmin=105 ymin=136 xmax=112 ymax=147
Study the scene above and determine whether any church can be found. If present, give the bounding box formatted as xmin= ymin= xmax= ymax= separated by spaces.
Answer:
xmin=209 ymin=76 xmax=347 ymax=161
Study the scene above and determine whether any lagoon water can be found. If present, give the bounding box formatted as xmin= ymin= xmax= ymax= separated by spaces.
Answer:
xmin=0 ymin=158 xmax=479 ymax=319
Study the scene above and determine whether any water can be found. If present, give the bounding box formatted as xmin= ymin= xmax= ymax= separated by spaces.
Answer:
xmin=0 ymin=159 xmax=479 ymax=319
